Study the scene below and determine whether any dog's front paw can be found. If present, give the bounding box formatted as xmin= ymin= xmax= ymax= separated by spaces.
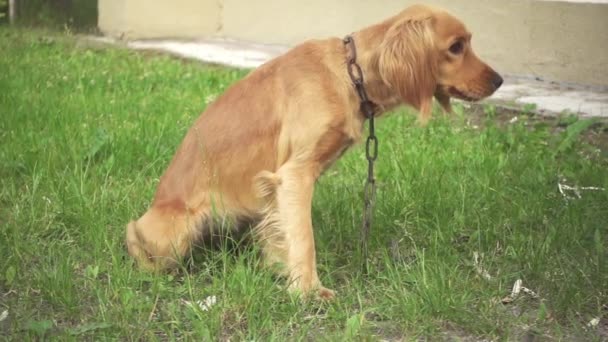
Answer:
xmin=316 ymin=286 xmax=336 ymax=301
xmin=287 ymin=281 xmax=336 ymax=301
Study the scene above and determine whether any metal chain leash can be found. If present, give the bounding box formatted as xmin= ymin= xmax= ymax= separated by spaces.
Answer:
xmin=343 ymin=35 xmax=378 ymax=272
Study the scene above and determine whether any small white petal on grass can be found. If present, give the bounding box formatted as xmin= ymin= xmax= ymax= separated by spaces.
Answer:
xmin=473 ymin=251 xmax=492 ymax=280
xmin=558 ymin=181 xmax=605 ymax=200
xmin=520 ymin=286 xmax=539 ymax=298
xmin=0 ymin=310 xmax=8 ymax=322
xmin=579 ymin=186 xmax=606 ymax=191
xmin=587 ymin=317 xmax=600 ymax=328
xmin=511 ymin=279 xmax=522 ymax=297
xmin=501 ymin=279 xmax=539 ymax=304
xmin=181 ymin=295 xmax=217 ymax=312
xmin=201 ymin=295 xmax=217 ymax=311
xmin=509 ymin=116 xmax=519 ymax=123
xmin=205 ymin=94 xmax=217 ymax=104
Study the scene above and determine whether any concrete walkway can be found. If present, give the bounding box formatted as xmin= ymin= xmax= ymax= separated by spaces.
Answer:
xmin=91 ymin=37 xmax=608 ymax=118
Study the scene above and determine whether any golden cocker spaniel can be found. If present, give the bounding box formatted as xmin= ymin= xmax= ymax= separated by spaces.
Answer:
xmin=126 ymin=4 xmax=503 ymax=299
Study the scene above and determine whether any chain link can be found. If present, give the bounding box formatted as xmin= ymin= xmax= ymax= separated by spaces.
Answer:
xmin=344 ymin=35 xmax=377 ymax=273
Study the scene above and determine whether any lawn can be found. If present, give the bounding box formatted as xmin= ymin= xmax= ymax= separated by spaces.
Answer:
xmin=1 ymin=28 xmax=607 ymax=341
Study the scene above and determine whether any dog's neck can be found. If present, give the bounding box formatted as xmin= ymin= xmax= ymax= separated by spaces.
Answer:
xmin=347 ymin=22 xmax=403 ymax=114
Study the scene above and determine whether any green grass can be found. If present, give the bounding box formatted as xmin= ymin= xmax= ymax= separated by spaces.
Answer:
xmin=1 ymin=28 xmax=607 ymax=341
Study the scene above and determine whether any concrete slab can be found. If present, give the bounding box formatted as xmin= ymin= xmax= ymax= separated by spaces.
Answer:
xmin=89 ymin=36 xmax=608 ymax=118
xmin=128 ymin=39 xmax=288 ymax=69
xmin=492 ymin=76 xmax=608 ymax=118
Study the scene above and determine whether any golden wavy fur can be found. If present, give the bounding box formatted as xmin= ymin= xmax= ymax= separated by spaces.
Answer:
xmin=125 ymin=4 xmax=503 ymax=299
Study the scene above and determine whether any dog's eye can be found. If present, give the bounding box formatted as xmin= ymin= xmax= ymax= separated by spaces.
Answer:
xmin=449 ymin=41 xmax=464 ymax=55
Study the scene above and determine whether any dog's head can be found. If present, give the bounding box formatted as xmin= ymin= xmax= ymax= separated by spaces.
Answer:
xmin=378 ymin=5 xmax=503 ymax=111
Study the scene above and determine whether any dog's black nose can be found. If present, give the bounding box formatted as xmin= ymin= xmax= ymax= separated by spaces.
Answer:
xmin=492 ymin=74 xmax=504 ymax=90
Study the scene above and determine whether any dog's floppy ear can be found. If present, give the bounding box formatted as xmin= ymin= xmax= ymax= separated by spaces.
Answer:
xmin=379 ymin=17 xmax=438 ymax=121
